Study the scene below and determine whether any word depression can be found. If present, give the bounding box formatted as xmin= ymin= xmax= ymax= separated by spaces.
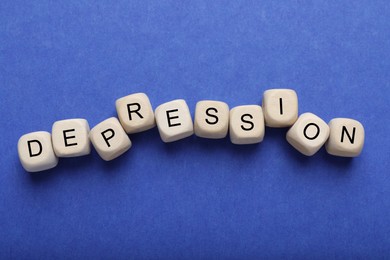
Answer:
xmin=18 ymin=89 xmax=365 ymax=172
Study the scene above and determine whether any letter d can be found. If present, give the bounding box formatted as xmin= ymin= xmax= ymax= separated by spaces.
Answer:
xmin=27 ymin=140 xmax=43 ymax=157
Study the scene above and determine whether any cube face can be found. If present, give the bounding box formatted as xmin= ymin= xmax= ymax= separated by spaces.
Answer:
xmin=263 ymin=89 xmax=298 ymax=127
xmin=286 ymin=113 xmax=330 ymax=156
xmin=89 ymin=117 xmax=132 ymax=161
xmin=194 ymin=100 xmax=229 ymax=139
xmin=18 ymin=131 xmax=59 ymax=172
xmin=229 ymin=105 xmax=265 ymax=145
xmin=52 ymin=119 xmax=91 ymax=157
xmin=115 ymin=93 xmax=155 ymax=134
xmin=155 ymin=99 xmax=194 ymax=143
xmin=325 ymin=118 xmax=365 ymax=157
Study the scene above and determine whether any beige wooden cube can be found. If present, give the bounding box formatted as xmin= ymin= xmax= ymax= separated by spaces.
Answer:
xmin=194 ymin=100 xmax=229 ymax=139
xmin=325 ymin=118 xmax=365 ymax=157
xmin=155 ymin=99 xmax=194 ymax=142
xmin=229 ymin=105 xmax=265 ymax=144
xmin=18 ymin=131 xmax=59 ymax=172
xmin=263 ymin=89 xmax=298 ymax=127
xmin=52 ymin=118 xmax=91 ymax=157
xmin=89 ymin=117 xmax=132 ymax=161
xmin=286 ymin=113 xmax=329 ymax=156
xmin=115 ymin=93 xmax=155 ymax=134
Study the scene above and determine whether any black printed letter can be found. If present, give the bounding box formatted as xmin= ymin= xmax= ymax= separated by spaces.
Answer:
xmin=101 ymin=129 xmax=115 ymax=147
xmin=303 ymin=123 xmax=320 ymax=140
xmin=166 ymin=109 xmax=181 ymax=127
xmin=27 ymin=140 xmax=42 ymax=157
xmin=241 ymin=114 xmax=254 ymax=131
xmin=341 ymin=126 xmax=356 ymax=144
xmin=205 ymin=108 xmax=218 ymax=125
xmin=279 ymin=98 xmax=283 ymax=115
xmin=63 ymin=129 xmax=77 ymax=147
xmin=127 ymin=103 xmax=144 ymax=121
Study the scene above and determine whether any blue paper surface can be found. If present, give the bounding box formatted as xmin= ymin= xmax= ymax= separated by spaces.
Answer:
xmin=1 ymin=1 xmax=390 ymax=258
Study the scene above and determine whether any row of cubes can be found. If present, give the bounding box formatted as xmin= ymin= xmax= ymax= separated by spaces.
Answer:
xmin=18 ymin=89 xmax=365 ymax=173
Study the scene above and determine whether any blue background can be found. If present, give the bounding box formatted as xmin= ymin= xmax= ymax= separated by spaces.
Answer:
xmin=1 ymin=0 xmax=390 ymax=258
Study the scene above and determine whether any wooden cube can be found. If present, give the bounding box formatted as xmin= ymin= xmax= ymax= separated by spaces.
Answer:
xmin=325 ymin=118 xmax=365 ymax=157
xmin=229 ymin=105 xmax=265 ymax=144
xmin=89 ymin=117 xmax=132 ymax=161
xmin=286 ymin=113 xmax=329 ymax=156
xmin=194 ymin=100 xmax=229 ymax=139
xmin=18 ymin=131 xmax=59 ymax=172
